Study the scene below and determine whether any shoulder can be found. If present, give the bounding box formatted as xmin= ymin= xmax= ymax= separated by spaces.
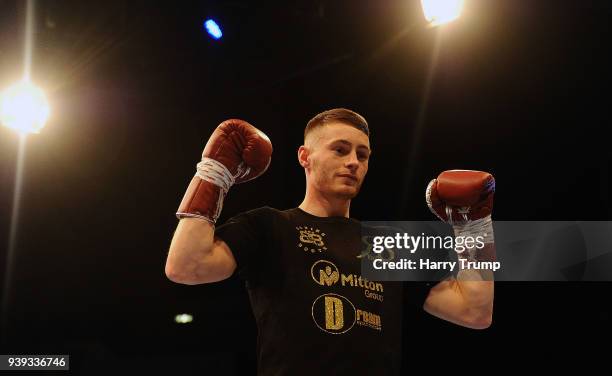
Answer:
xmin=242 ymin=206 xmax=283 ymax=217
xmin=221 ymin=206 xmax=285 ymax=224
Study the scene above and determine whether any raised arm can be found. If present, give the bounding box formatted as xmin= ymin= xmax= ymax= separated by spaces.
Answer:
xmin=165 ymin=119 xmax=272 ymax=285
xmin=423 ymin=170 xmax=496 ymax=329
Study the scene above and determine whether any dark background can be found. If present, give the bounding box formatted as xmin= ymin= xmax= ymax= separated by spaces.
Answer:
xmin=0 ymin=0 xmax=610 ymax=374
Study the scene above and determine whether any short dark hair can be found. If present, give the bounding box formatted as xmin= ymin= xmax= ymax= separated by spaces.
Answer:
xmin=304 ymin=108 xmax=369 ymax=140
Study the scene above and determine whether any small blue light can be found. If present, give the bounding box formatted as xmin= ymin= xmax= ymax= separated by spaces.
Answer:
xmin=204 ymin=19 xmax=222 ymax=40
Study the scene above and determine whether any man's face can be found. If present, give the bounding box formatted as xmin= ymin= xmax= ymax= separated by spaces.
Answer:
xmin=301 ymin=123 xmax=371 ymax=200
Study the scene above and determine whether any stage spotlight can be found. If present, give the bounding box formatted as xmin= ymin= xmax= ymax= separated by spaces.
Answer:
xmin=420 ymin=0 xmax=464 ymax=27
xmin=174 ymin=314 xmax=194 ymax=324
xmin=204 ymin=19 xmax=223 ymax=40
xmin=0 ymin=79 xmax=50 ymax=135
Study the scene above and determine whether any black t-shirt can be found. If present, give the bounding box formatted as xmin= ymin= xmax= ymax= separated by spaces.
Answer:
xmin=216 ymin=207 xmax=433 ymax=376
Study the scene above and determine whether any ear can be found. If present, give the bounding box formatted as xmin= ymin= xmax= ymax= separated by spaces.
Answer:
xmin=298 ymin=145 xmax=310 ymax=168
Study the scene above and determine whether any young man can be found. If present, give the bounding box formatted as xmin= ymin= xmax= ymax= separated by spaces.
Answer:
xmin=165 ymin=109 xmax=495 ymax=375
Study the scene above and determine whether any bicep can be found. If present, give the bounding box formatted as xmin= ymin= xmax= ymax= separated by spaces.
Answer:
xmin=202 ymin=237 xmax=238 ymax=283
xmin=423 ymin=278 xmax=474 ymax=327
xmin=423 ymin=278 xmax=492 ymax=329
xmin=423 ymin=279 xmax=468 ymax=325
xmin=166 ymin=218 xmax=237 ymax=284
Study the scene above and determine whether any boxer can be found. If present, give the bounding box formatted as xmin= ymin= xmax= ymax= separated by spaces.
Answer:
xmin=165 ymin=109 xmax=495 ymax=376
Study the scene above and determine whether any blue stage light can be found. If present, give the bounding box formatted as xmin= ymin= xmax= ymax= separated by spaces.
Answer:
xmin=204 ymin=19 xmax=222 ymax=40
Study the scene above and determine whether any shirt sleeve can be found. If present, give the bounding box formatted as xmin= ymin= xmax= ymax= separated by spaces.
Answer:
xmin=214 ymin=207 xmax=270 ymax=283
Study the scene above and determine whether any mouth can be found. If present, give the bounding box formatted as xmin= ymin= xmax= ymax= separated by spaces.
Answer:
xmin=337 ymin=174 xmax=358 ymax=182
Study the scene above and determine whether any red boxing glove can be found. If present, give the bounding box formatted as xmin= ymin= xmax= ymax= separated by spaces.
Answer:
xmin=176 ymin=119 xmax=273 ymax=224
xmin=426 ymin=170 xmax=494 ymax=224
xmin=426 ymin=170 xmax=496 ymax=263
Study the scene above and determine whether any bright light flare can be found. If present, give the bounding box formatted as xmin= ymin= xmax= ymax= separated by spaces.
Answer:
xmin=0 ymin=79 xmax=50 ymax=135
xmin=204 ymin=19 xmax=222 ymax=40
xmin=421 ymin=0 xmax=464 ymax=27
xmin=174 ymin=314 xmax=194 ymax=324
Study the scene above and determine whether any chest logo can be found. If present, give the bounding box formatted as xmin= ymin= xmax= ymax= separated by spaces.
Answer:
xmin=311 ymin=260 xmax=339 ymax=286
xmin=296 ymin=226 xmax=327 ymax=253
xmin=311 ymin=293 xmax=356 ymax=334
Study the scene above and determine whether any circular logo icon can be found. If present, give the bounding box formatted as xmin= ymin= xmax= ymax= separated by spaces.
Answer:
xmin=311 ymin=260 xmax=340 ymax=286
xmin=311 ymin=293 xmax=356 ymax=334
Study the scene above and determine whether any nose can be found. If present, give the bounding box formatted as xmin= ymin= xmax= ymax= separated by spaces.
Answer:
xmin=344 ymin=152 xmax=359 ymax=172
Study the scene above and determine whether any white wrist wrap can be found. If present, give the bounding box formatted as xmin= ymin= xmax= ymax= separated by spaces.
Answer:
xmin=196 ymin=157 xmax=235 ymax=192
xmin=452 ymin=215 xmax=494 ymax=244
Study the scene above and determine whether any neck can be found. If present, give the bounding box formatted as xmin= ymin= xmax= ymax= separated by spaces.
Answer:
xmin=299 ymin=185 xmax=351 ymax=218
